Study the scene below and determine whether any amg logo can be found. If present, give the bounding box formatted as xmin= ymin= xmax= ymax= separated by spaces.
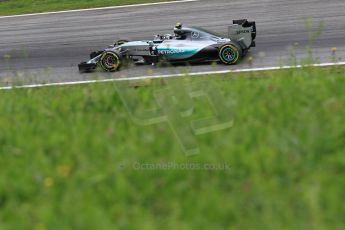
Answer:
xmin=236 ymin=29 xmax=251 ymax=34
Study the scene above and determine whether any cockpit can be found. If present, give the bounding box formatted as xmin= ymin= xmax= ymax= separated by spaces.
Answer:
xmin=152 ymin=23 xmax=224 ymax=43
xmin=174 ymin=23 xmax=223 ymax=41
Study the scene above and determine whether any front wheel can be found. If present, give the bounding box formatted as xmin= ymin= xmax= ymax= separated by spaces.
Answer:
xmin=219 ymin=43 xmax=242 ymax=65
xmin=99 ymin=51 xmax=122 ymax=72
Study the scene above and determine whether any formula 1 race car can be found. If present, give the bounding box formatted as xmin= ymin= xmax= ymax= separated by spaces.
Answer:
xmin=78 ymin=19 xmax=256 ymax=72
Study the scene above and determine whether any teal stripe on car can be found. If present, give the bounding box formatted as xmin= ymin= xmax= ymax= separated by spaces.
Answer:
xmin=157 ymin=48 xmax=201 ymax=59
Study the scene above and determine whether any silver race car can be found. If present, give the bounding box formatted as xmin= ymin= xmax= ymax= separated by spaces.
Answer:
xmin=78 ymin=19 xmax=256 ymax=72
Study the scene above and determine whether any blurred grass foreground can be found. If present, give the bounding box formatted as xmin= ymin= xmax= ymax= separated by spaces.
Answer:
xmin=0 ymin=66 xmax=344 ymax=229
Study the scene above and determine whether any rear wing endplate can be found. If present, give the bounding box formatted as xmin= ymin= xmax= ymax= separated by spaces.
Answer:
xmin=228 ymin=19 xmax=256 ymax=49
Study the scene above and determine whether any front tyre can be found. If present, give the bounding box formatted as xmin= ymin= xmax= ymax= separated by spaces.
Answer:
xmin=99 ymin=51 xmax=122 ymax=72
xmin=219 ymin=43 xmax=242 ymax=65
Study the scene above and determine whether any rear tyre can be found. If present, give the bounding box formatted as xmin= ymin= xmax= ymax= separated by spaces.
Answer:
xmin=99 ymin=51 xmax=122 ymax=72
xmin=219 ymin=43 xmax=242 ymax=65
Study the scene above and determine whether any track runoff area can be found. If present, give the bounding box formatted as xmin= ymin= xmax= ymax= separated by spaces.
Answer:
xmin=1 ymin=62 xmax=344 ymax=90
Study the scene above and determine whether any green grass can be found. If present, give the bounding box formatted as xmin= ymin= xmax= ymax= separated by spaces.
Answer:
xmin=0 ymin=0 xmax=173 ymax=16
xmin=0 ymin=67 xmax=344 ymax=229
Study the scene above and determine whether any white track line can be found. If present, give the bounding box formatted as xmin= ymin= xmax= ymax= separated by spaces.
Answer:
xmin=0 ymin=0 xmax=199 ymax=19
xmin=1 ymin=62 xmax=344 ymax=90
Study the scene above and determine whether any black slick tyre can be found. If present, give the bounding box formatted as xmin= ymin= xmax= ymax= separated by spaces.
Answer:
xmin=99 ymin=51 xmax=122 ymax=72
xmin=219 ymin=43 xmax=242 ymax=65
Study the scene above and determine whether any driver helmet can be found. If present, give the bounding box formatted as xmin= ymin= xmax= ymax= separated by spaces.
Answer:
xmin=175 ymin=22 xmax=183 ymax=29
xmin=174 ymin=22 xmax=185 ymax=39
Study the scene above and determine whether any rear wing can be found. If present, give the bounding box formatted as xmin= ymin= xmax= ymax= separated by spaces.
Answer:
xmin=228 ymin=19 xmax=256 ymax=49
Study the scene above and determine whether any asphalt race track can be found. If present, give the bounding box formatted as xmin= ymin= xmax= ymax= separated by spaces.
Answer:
xmin=0 ymin=0 xmax=344 ymax=86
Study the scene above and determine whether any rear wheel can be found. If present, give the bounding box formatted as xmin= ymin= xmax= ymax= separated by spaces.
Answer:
xmin=219 ymin=43 xmax=242 ymax=65
xmin=99 ymin=51 xmax=122 ymax=72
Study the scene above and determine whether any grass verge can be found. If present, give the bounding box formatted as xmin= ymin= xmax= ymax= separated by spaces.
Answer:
xmin=0 ymin=0 xmax=173 ymax=16
xmin=0 ymin=66 xmax=344 ymax=229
